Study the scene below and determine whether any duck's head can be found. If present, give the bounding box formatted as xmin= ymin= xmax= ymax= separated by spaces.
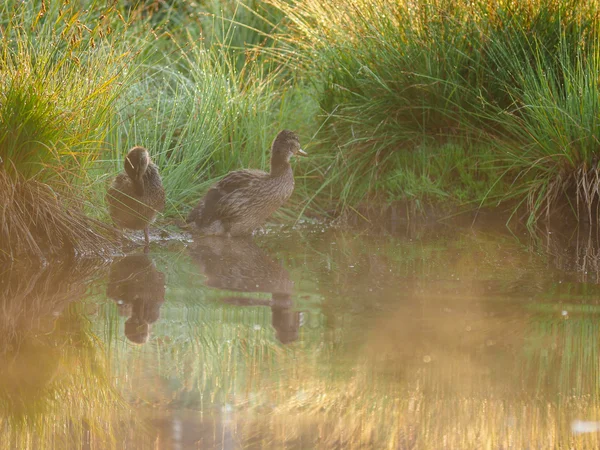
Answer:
xmin=271 ymin=130 xmax=307 ymax=164
xmin=124 ymin=318 xmax=150 ymax=344
xmin=124 ymin=146 xmax=150 ymax=181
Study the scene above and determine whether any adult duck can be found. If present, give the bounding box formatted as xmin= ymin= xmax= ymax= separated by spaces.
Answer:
xmin=186 ymin=130 xmax=306 ymax=236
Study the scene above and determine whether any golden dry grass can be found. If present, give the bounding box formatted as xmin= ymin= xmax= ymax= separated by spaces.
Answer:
xmin=0 ymin=168 xmax=119 ymax=261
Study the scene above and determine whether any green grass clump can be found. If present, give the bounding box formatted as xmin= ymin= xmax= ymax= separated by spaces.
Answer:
xmin=0 ymin=1 xmax=139 ymax=260
xmin=271 ymin=0 xmax=600 ymax=224
xmin=0 ymin=1 xmax=133 ymax=180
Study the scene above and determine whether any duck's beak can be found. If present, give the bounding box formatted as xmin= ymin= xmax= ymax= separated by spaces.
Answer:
xmin=297 ymin=148 xmax=308 ymax=157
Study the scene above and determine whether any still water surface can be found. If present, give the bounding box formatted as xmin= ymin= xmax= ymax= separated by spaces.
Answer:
xmin=3 ymin=224 xmax=600 ymax=449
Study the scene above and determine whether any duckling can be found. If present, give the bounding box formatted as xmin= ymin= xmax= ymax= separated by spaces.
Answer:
xmin=106 ymin=146 xmax=165 ymax=246
xmin=186 ymin=130 xmax=307 ymax=236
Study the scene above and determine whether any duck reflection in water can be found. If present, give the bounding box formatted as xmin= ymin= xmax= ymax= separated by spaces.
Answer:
xmin=189 ymin=237 xmax=300 ymax=344
xmin=107 ymin=254 xmax=166 ymax=344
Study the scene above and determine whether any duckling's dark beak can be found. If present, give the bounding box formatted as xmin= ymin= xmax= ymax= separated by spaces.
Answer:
xmin=296 ymin=148 xmax=308 ymax=157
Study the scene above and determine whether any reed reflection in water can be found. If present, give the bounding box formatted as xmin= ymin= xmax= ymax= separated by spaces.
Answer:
xmin=0 ymin=260 xmax=149 ymax=449
xmin=5 ymin=226 xmax=600 ymax=448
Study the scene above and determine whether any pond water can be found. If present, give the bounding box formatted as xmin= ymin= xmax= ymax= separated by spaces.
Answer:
xmin=2 ymin=223 xmax=600 ymax=449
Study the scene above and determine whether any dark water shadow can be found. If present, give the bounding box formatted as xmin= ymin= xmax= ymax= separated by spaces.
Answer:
xmin=107 ymin=253 xmax=166 ymax=344
xmin=188 ymin=236 xmax=300 ymax=344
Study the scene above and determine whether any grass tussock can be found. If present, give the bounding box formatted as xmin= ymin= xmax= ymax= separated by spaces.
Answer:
xmin=270 ymin=0 xmax=600 ymax=225
xmin=0 ymin=169 xmax=119 ymax=261
xmin=0 ymin=1 xmax=133 ymax=181
xmin=0 ymin=1 xmax=139 ymax=260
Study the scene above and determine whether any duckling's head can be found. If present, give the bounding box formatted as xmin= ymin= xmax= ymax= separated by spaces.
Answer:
xmin=124 ymin=318 xmax=150 ymax=344
xmin=124 ymin=146 xmax=150 ymax=181
xmin=271 ymin=130 xmax=307 ymax=165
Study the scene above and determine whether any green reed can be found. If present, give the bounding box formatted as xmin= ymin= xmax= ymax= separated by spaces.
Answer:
xmin=100 ymin=18 xmax=314 ymax=219
xmin=104 ymin=39 xmax=289 ymax=218
xmin=0 ymin=0 xmax=135 ymax=181
xmin=270 ymin=0 xmax=600 ymax=225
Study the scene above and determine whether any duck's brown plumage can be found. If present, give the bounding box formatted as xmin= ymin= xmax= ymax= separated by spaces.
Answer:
xmin=186 ymin=130 xmax=306 ymax=236
xmin=106 ymin=146 xmax=165 ymax=245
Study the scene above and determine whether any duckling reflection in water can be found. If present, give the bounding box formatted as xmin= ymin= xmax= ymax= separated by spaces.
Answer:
xmin=107 ymin=253 xmax=166 ymax=344
xmin=189 ymin=237 xmax=300 ymax=344
xmin=106 ymin=146 xmax=165 ymax=249
xmin=186 ymin=130 xmax=306 ymax=236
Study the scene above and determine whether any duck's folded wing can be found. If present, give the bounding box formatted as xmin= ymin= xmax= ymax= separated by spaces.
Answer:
xmin=194 ymin=169 xmax=264 ymax=224
xmin=216 ymin=169 xmax=263 ymax=193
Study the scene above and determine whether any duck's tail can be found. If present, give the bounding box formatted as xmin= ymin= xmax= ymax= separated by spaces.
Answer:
xmin=186 ymin=201 xmax=204 ymax=224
